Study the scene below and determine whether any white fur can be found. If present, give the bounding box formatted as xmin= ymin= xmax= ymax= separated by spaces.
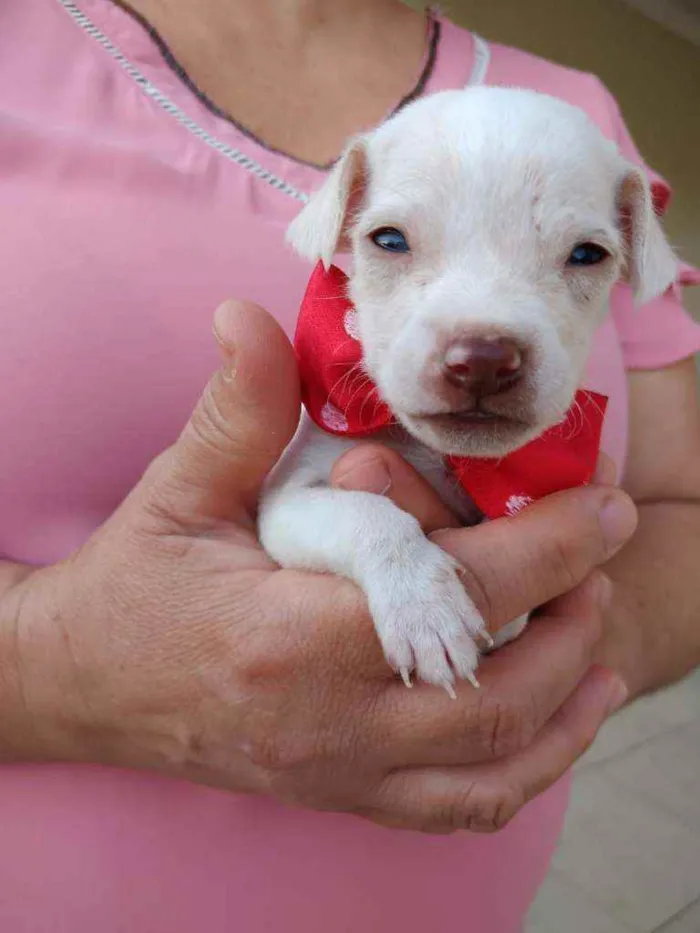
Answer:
xmin=260 ymin=87 xmax=678 ymax=691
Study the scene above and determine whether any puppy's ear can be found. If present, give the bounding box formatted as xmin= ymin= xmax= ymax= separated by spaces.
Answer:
xmin=286 ymin=137 xmax=368 ymax=268
xmin=618 ymin=167 xmax=678 ymax=305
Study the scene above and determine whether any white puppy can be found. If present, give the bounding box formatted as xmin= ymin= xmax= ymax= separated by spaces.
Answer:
xmin=258 ymin=86 xmax=676 ymax=693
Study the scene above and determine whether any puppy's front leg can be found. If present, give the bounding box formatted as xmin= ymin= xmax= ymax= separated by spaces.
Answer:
xmin=258 ymin=484 xmax=487 ymax=691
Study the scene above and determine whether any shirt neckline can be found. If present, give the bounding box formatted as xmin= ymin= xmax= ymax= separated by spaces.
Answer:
xmin=105 ymin=0 xmax=443 ymax=172
xmin=55 ymin=0 xmax=491 ymax=201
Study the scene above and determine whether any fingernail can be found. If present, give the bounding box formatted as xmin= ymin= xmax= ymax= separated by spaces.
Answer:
xmin=606 ymin=677 xmax=629 ymax=715
xmin=598 ymin=492 xmax=638 ymax=557
xmin=335 ymin=459 xmax=392 ymax=496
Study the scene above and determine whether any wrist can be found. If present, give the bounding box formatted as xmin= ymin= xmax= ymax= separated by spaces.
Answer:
xmin=0 ymin=560 xmax=33 ymax=600
xmin=0 ymin=563 xmax=87 ymax=763
xmin=594 ymin=613 xmax=644 ymax=702
xmin=596 ymin=573 xmax=675 ymax=702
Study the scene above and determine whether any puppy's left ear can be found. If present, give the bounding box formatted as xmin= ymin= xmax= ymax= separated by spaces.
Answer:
xmin=286 ymin=136 xmax=368 ymax=268
xmin=618 ymin=167 xmax=678 ymax=305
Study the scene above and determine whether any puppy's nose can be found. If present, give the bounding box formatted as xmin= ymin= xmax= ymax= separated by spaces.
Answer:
xmin=443 ymin=337 xmax=523 ymax=397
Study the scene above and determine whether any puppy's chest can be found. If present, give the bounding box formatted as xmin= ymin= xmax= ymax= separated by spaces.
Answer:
xmin=290 ymin=415 xmax=482 ymax=525
xmin=382 ymin=435 xmax=483 ymax=525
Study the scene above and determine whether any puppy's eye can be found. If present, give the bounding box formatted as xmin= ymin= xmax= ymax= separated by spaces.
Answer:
xmin=568 ymin=242 xmax=609 ymax=266
xmin=370 ymin=227 xmax=410 ymax=253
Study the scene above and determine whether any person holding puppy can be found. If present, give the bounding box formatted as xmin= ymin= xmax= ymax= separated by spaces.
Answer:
xmin=1 ymin=1 xmax=698 ymax=931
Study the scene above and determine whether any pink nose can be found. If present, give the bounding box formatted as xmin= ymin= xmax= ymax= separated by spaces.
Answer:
xmin=443 ymin=337 xmax=523 ymax=397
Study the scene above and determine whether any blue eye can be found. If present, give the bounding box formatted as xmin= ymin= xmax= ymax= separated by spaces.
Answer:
xmin=568 ymin=242 xmax=609 ymax=266
xmin=370 ymin=227 xmax=410 ymax=253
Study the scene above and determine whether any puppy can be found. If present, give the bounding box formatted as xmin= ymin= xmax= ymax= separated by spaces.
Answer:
xmin=258 ymin=86 xmax=677 ymax=693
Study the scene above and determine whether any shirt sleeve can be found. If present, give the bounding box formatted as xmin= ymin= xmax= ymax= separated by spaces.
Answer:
xmin=604 ymin=89 xmax=700 ymax=370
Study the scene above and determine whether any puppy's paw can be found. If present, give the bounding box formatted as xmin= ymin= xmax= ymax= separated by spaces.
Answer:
xmin=365 ymin=539 xmax=487 ymax=693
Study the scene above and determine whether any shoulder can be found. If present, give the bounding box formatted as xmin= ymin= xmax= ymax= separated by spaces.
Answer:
xmin=437 ymin=18 xmax=622 ymax=143
xmin=487 ymin=39 xmax=620 ymax=138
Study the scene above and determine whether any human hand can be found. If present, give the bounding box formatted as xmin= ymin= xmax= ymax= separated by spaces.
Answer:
xmin=3 ymin=300 xmax=635 ymax=833
xmin=328 ymin=441 xmax=635 ymax=830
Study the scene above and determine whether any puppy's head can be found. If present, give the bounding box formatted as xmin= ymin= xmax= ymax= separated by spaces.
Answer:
xmin=288 ymin=87 xmax=677 ymax=457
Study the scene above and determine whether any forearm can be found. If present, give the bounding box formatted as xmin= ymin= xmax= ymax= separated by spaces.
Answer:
xmin=599 ymin=500 xmax=700 ymax=699
xmin=0 ymin=561 xmax=73 ymax=762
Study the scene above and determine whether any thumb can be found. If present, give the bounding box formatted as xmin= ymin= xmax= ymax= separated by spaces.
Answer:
xmin=142 ymin=300 xmax=300 ymax=527
xmin=430 ymin=486 xmax=638 ymax=631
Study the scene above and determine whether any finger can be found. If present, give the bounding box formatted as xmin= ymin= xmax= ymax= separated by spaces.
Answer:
xmin=374 ymin=572 xmax=608 ymax=767
xmin=503 ymin=664 xmax=627 ymax=809
xmin=330 ymin=443 xmax=462 ymax=533
xmin=430 ymin=485 xmax=636 ymax=630
xmin=139 ymin=301 xmax=300 ymax=527
xmin=370 ymin=665 xmax=625 ymax=834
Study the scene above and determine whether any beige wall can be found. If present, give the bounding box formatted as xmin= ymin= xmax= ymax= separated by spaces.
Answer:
xmin=408 ymin=0 xmax=700 ymax=317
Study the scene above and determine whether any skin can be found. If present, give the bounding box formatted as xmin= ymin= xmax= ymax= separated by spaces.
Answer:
xmin=117 ymin=0 xmax=430 ymax=166
xmin=0 ymin=0 xmax=697 ymax=833
xmin=1 ymin=300 xmax=634 ymax=834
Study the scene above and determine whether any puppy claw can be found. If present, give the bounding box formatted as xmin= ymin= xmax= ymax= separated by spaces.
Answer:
xmin=466 ymin=672 xmax=481 ymax=689
xmin=480 ymin=632 xmax=495 ymax=649
xmin=443 ymin=682 xmax=458 ymax=700
xmin=369 ymin=538 xmax=484 ymax=697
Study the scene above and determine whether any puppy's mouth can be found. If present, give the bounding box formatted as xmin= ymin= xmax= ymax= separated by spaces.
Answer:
xmin=419 ymin=409 xmax=527 ymax=428
xmin=399 ymin=404 xmax=539 ymax=457
xmin=411 ymin=407 xmax=530 ymax=430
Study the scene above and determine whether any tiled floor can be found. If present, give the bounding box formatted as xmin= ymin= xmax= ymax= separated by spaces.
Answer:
xmin=526 ymin=669 xmax=700 ymax=933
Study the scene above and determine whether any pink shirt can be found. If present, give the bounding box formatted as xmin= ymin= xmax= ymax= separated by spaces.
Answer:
xmin=1 ymin=2 xmax=699 ymax=930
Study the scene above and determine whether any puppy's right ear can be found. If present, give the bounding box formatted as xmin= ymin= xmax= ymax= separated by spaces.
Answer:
xmin=286 ymin=137 xmax=368 ymax=268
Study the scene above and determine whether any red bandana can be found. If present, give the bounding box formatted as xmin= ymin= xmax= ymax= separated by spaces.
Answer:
xmin=294 ymin=262 xmax=608 ymax=520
